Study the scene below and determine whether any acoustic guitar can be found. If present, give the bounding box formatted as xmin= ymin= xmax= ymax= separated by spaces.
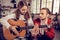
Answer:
xmin=3 ymin=20 xmax=33 ymax=40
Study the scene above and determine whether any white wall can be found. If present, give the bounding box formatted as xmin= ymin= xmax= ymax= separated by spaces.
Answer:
xmin=1 ymin=0 xmax=21 ymax=7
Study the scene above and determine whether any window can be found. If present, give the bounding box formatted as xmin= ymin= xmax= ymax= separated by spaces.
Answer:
xmin=53 ymin=0 xmax=59 ymax=14
xmin=31 ymin=0 xmax=40 ymax=14
xmin=41 ymin=0 xmax=52 ymax=11
xmin=30 ymin=0 xmax=59 ymax=14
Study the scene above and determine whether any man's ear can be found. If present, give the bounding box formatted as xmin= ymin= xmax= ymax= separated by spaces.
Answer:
xmin=47 ymin=14 xmax=49 ymax=18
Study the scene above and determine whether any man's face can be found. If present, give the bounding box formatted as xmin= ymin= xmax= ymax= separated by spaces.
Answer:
xmin=40 ymin=9 xmax=49 ymax=20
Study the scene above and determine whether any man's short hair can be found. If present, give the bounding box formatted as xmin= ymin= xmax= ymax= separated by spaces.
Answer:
xmin=41 ymin=8 xmax=51 ymax=14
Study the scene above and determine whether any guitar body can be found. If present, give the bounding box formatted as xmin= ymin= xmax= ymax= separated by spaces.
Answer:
xmin=3 ymin=20 xmax=26 ymax=40
xmin=3 ymin=26 xmax=15 ymax=40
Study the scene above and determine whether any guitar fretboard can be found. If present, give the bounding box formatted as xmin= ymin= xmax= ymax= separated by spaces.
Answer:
xmin=16 ymin=26 xmax=34 ymax=32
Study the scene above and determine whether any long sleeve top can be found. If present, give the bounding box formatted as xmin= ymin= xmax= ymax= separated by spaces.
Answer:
xmin=34 ymin=18 xmax=55 ymax=39
xmin=0 ymin=13 xmax=34 ymax=29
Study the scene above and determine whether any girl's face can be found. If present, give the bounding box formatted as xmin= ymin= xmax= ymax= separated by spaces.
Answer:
xmin=20 ymin=6 xmax=28 ymax=15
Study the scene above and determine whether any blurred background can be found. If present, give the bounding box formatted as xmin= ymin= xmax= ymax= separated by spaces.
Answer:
xmin=0 ymin=0 xmax=60 ymax=40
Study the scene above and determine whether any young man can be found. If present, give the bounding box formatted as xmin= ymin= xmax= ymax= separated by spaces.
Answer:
xmin=31 ymin=8 xmax=55 ymax=40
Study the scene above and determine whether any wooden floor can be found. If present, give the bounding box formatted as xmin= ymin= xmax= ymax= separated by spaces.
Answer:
xmin=54 ymin=30 xmax=60 ymax=40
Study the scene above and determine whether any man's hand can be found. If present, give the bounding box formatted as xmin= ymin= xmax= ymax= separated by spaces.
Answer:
xmin=31 ymin=23 xmax=39 ymax=37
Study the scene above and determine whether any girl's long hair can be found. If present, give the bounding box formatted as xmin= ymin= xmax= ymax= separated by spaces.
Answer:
xmin=14 ymin=1 xmax=30 ymax=20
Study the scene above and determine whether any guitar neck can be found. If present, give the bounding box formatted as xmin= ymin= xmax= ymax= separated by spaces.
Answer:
xmin=39 ymin=25 xmax=47 ymax=28
xmin=20 ymin=26 xmax=34 ymax=30
xmin=16 ymin=26 xmax=34 ymax=31
xmin=16 ymin=25 xmax=48 ymax=31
